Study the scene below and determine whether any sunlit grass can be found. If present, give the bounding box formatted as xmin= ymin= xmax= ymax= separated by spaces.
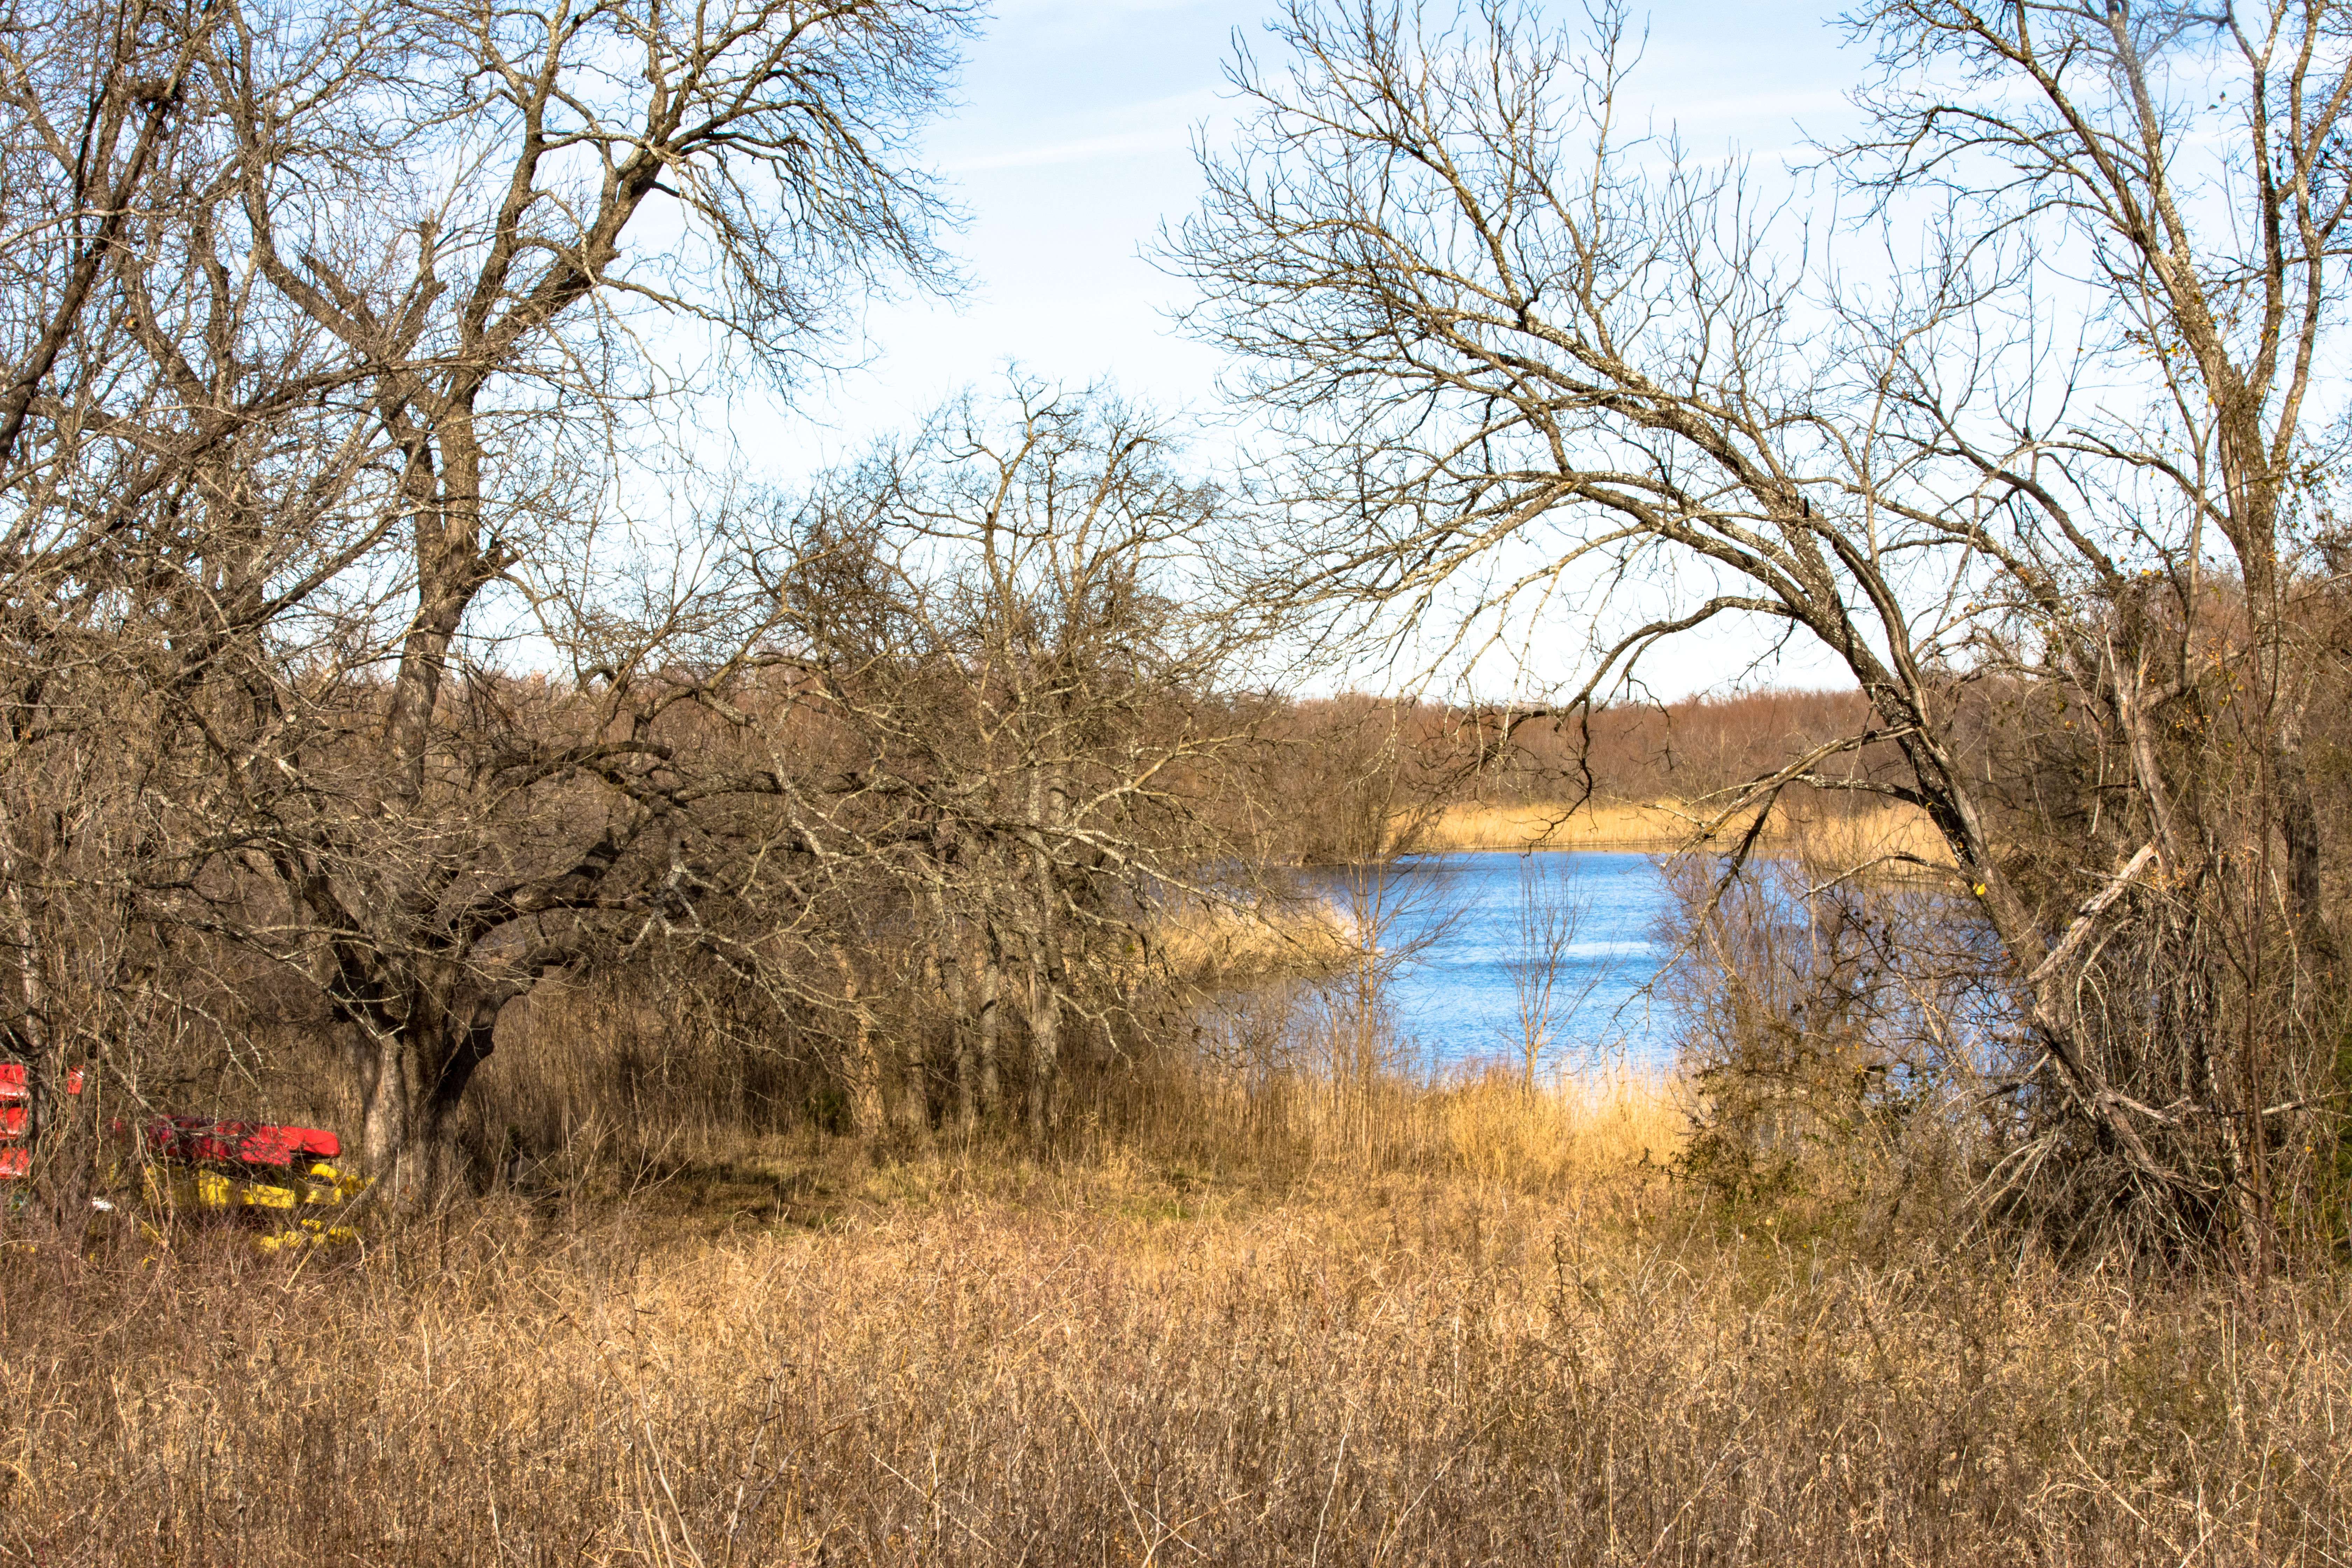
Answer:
xmin=1146 ymin=892 xmax=1359 ymax=983
xmin=1418 ymin=797 xmax=1954 ymax=866
xmin=7 ymin=1074 xmax=2348 ymax=1566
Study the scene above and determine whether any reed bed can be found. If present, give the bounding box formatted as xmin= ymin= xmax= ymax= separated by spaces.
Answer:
xmin=1418 ymin=798 xmax=1953 ymax=865
xmin=1068 ymin=1055 xmax=1687 ymax=1195
xmin=4 ymin=1058 xmax=2349 ymax=1567
xmin=1417 ymin=798 xmax=1695 ymax=851
xmin=1148 ymin=894 xmax=1361 ymax=985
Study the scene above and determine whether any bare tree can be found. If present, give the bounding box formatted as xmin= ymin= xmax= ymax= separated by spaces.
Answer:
xmin=759 ymin=381 xmax=1267 ymax=1141
xmin=0 ymin=0 xmax=320 ymax=1198
xmin=1170 ymin=0 xmax=2352 ymax=1255
xmin=0 ymin=0 xmax=979 ymax=1204
xmin=1499 ymin=853 xmax=1596 ymax=1091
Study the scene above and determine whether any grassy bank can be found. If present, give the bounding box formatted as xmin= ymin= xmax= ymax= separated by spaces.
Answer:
xmin=1418 ymin=798 xmax=1953 ymax=864
xmin=4 ymin=1067 xmax=2348 ymax=1566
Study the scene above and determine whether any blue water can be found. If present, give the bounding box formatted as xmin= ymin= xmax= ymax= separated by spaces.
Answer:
xmin=1301 ymin=852 xmax=1678 ymax=1072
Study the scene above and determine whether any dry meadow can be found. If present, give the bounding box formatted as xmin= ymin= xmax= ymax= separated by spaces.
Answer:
xmin=4 ymin=1069 xmax=2347 ymax=1567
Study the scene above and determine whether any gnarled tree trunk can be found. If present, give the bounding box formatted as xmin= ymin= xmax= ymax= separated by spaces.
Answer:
xmin=350 ymin=974 xmax=503 ymax=1210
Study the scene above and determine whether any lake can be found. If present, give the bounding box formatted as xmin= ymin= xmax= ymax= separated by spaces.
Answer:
xmin=1302 ymin=851 xmax=1680 ymax=1073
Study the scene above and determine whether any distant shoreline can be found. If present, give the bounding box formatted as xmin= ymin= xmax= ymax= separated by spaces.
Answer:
xmin=1410 ymin=799 xmax=1954 ymax=864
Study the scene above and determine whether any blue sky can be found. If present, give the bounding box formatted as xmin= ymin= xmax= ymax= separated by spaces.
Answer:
xmin=777 ymin=0 xmax=1865 ymax=452
xmin=737 ymin=1 xmax=1877 ymax=695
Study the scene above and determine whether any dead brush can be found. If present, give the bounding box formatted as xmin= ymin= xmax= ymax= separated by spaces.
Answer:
xmin=5 ymin=878 xmax=2342 ymax=1567
xmin=5 ymin=1149 xmax=2351 ymax=1567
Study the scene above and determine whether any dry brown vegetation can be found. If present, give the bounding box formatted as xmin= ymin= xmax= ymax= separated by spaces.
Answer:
xmin=1415 ymin=798 xmax=1952 ymax=863
xmin=10 ymin=784 xmax=2352 ymax=1563
xmin=1256 ymin=690 xmax=1919 ymax=864
xmin=1252 ymin=689 xmax=1963 ymax=870
xmin=7 ymin=1063 xmax=2351 ymax=1567
xmin=11 ymin=0 xmax=2352 ymax=1552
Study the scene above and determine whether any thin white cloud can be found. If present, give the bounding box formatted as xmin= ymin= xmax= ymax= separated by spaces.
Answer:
xmin=939 ymin=85 xmax=1228 ymax=173
xmin=944 ymin=128 xmax=1195 ymax=173
xmin=1666 ymin=89 xmax=1856 ymax=128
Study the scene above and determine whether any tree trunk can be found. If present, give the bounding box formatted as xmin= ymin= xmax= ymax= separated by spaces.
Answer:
xmin=354 ymin=984 xmax=500 ymax=1211
xmin=1023 ymin=940 xmax=1059 ymax=1144
xmin=902 ymin=945 xmax=936 ymax=1138
xmin=830 ymin=950 xmax=883 ymax=1138
xmin=930 ymin=891 xmax=975 ymax=1136
xmin=1022 ymin=769 xmax=1068 ymax=1144
xmin=976 ymin=931 xmax=1002 ymax=1120
xmin=2271 ymin=728 xmax=2336 ymax=963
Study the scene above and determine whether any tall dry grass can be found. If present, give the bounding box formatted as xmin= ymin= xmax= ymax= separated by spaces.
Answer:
xmin=6 ymin=1120 xmax=2349 ymax=1567
xmin=1073 ymin=1048 xmax=1684 ymax=1194
xmin=1417 ymin=798 xmax=1696 ymax=851
xmin=1418 ymin=797 xmax=1952 ymax=864
xmin=8 ymin=900 xmax=2347 ymax=1565
xmin=1148 ymin=894 xmax=1361 ymax=986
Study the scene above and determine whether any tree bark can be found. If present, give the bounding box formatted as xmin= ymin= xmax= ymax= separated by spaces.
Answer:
xmin=902 ymin=945 xmax=935 ymax=1138
xmin=830 ymin=949 xmax=883 ymax=1138
xmin=1022 ymin=768 xmax=1068 ymax=1143
xmin=354 ymin=981 xmax=501 ymax=1210
xmin=930 ymin=886 xmax=974 ymax=1135
xmin=976 ymin=930 xmax=1002 ymax=1120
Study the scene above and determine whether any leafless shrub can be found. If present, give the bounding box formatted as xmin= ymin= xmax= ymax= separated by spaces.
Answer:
xmin=1657 ymin=839 xmax=1994 ymax=1230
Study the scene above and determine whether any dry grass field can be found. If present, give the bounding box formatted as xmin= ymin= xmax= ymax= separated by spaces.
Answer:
xmin=4 ymin=1066 xmax=2349 ymax=1567
xmin=1418 ymin=799 xmax=1954 ymax=867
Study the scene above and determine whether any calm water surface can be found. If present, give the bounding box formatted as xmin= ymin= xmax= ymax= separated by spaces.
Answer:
xmin=1302 ymin=852 xmax=1678 ymax=1071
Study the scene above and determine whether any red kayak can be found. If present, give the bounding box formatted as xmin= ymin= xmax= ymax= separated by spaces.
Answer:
xmin=1 ymin=1063 xmax=338 ymax=1180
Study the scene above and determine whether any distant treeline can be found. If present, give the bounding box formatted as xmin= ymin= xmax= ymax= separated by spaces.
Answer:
xmin=1251 ymin=687 xmax=1904 ymax=862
